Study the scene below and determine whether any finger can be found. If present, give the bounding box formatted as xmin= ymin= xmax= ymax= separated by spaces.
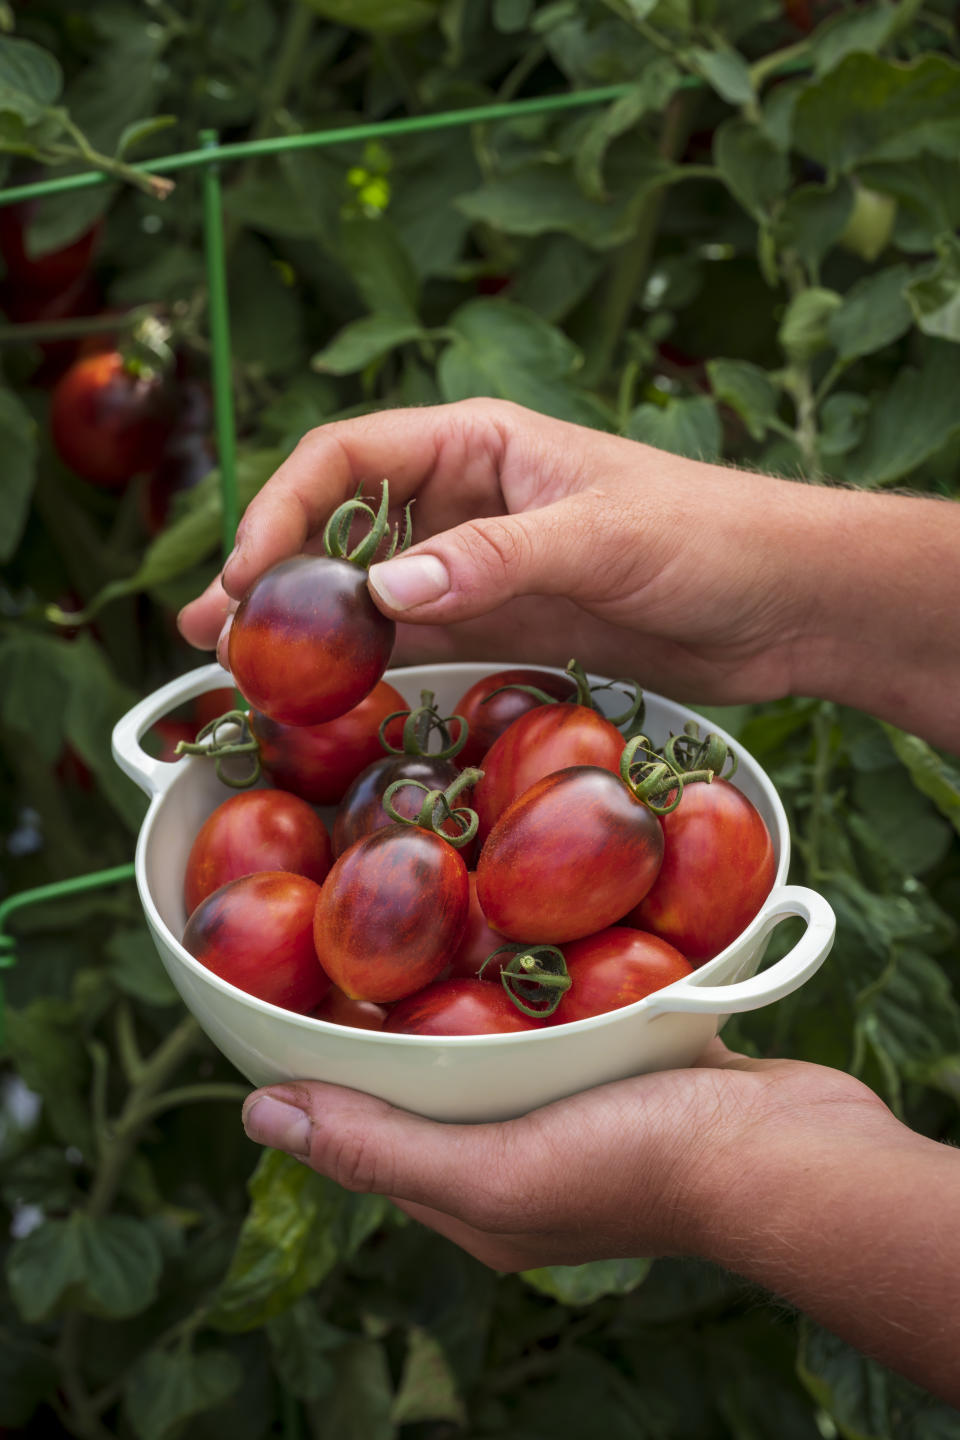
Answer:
xmin=177 ymin=570 xmax=236 ymax=651
xmin=389 ymin=1197 xmax=530 ymax=1271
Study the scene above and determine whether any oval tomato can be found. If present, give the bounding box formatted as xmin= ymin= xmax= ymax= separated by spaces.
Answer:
xmin=453 ymin=668 xmax=577 ymax=768
xmin=332 ymin=754 xmax=468 ymax=859
xmin=548 ymin=926 xmax=691 ymax=1025
xmin=183 ymin=790 xmax=333 ymax=916
xmin=182 ymin=871 xmax=330 ymax=1013
xmin=313 ymin=825 xmax=469 ymax=1003
xmin=250 ymin=680 xmax=407 ymax=806
xmin=625 ymin=777 xmax=775 ymax=962
xmin=50 ymin=351 xmax=174 ymax=489
xmin=385 ymin=978 xmax=545 ymax=1035
xmin=447 ymin=872 xmax=509 ymax=980
xmin=312 ymin=986 xmax=389 ymax=1031
xmin=476 ymin=766 xmax=664 ymax=943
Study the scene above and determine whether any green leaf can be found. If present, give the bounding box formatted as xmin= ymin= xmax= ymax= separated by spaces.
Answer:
xmin=777 ymin=286 xmax=842 ymax=362
xmin=522 ymin=1257 xmax=652 ymax=1304
xmin=391 ymin=1326 xmax=466 ymax=1426
xmin=299 ymin=0 xmax=439 ymax=30
xmin=690 ymin=46 xmax=754 ymax=106
xmin=574 ymin=60 xmax=682 ymax=201
xmin=819 ymin=392 xmax=869 ymax=458
xmin=706 ymin=358 xmax=779 ymax=440
xmin=20 ymin=183 xmax=111 ymax=259
xmin=266 ymin=1298 xmax=346 ymax=1401
xmin=0 ymin=387 xmax=37 ymax=563
xmin=809 ymin=0 xmax=923 ymax=78
xmin=792 ymin=53 xmax=960 ymax=174
xmin=124 ymin=1349 xmax=242 ymax=1440
xmin=880 ymin=726 xmax=960 ymax=837
xmin=0 ymin=35 xmax=61 ymax=123
xmin=3 ymin=997 xmax=93 ymax=1150
xmin=104 ymin=926 xmax=178 ymax=1007
xmin=307 ymin=1339 xmax=394 ymax=1440
xmin=230 ymin=236 xmax=303 ymax=376
xmin=116 ymin=113 xmax=176 ymax=158
xmin=6 ymin=1213 xmax=163 ymax=1323
xmin=493 ymin=0 xmax=534 ymax=32
xmin=209 ymin=1150 xmax=389 ymax=1332
xmin=713 ymin=118 xmax=789 ymax=219
xmin=0 ymin=1328 xmax=58 ymax=1427
xmin=339 ymin=215 xmax=420 ymax=321
xmin=439 ymin=299 xmax=610 ymax=428
xmin=843 ymin=339 xmax=960 ymax=485
xmin=625 ymin=396 xmax=722 ymax=459
xmin=859 ymin=155 xmax=960 ymax=255
xmin=905 ymin=233 xmax=960 ymax=343
xmin=509 ymin=234 xmax=604 ymax=322
xmin=63 ymin=8 xmax=165 ymax=157
xmin=826 ymin=264 xmax=913 ymax=363
xmin=850 ymin=766 xmax=952 ymax=876
xmin=312 ymin=315 xmax=426 ymax=375
xmin=774 ymin=181 xmax=854 ymax=278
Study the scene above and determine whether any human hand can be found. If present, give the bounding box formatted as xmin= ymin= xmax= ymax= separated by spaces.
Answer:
xmin=177 ymin=399 xmax=831 ymax=708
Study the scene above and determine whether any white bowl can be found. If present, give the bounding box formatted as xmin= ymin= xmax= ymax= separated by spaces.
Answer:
xmin=112 ymin=662 xmax=835 ymax=1122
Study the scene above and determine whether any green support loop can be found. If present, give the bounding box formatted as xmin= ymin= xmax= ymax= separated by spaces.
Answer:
xmin=200 ymin=128 xmax=240 ymax=559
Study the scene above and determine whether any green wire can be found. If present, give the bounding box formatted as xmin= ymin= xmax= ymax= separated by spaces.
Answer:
xmin=200 ymin=129 xmax=240 ymax=557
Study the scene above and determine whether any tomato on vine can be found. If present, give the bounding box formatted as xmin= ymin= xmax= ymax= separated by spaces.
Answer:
xmin=50 ymin=349 xmax=175 ymax=489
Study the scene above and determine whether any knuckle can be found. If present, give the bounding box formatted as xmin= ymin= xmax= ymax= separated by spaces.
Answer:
xmin=318 ymin=1125 xmax=394 ymax=1195
xmin=456 ymin=515 xmax=534 ymax=582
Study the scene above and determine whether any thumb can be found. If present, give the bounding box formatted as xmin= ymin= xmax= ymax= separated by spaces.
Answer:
xmin=367 ymin=493 xmax=612 ymax=625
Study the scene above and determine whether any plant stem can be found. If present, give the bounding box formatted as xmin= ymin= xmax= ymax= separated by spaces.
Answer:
xmin=0 ymin=307 xmax=154 ymax=347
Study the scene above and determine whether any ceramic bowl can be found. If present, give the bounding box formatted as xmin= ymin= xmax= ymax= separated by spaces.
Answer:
xmin=112 ymin=662 xmax=835 ymax=1122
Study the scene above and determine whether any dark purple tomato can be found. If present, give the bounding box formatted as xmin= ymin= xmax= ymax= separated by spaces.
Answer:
xmin=313 ymin=825 xmax=469 ymax=1003
xmin=250 ymin=680 xmax=408 ymax=806
xmin=476 ymin=766 xmax=664 ymax=944
xmin=385 ymin=978 xmax=546 ymax=1036
xmin=332 ymin=754 xmax=469 ymax=859
xmin=183 ymin=789 xmax=333 ymax=916
xmin=228 ymin=555 xmax=395 ymax=727
xmin=182 ymin=871 xmax=330 ymax=1014
xmin=453 ymin=668 xmax=577 ymax=768
xmin=50 ymin=351 xmax=174 ymax=489
xmin=547 ymin=926 xmax=691 ymax=1025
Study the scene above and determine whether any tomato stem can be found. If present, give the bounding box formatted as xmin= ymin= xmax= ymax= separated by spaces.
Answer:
xmin=383 ymin=767 xmax=482 ymax=848
xmin=489 ymin=943 xmax=571 ymax=1018
xmin=323 ymin=479 xmax=413 ymax=569
xmin=174 ymin=709 xmax=261 ymax=787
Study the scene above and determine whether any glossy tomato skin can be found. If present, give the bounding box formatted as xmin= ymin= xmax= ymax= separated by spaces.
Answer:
xmin=332 ymin=754 xmax=469 ymax=859
xmin=313 ymin=825 xmax=469 ymax=1003
xmin=251 ymin=680 xmax=407 ymax=806
xmin=182 ymin=871 xmax=330 ymax=1013
xmin=312 ymin=986 xmax=389 ymax=1031
xmin=548 ymin=926 xmax=691 ymax=1026
xmin=625 ymin=777 xmax=775 ymax=963
xmin=447 ymin=872 xmax=509 ymax=979
xmin=50 ymin=351 xmax=174 ymax=489
xmin=184 ymin=789 xmax=333 ymax=916
xmin=472 ymin=704 xmax=625 ymax=844
xmin=477 ymin=766 xmax=664 ymax=944
xmin=453 ymin=668 xmax=577 ymax=768
xmin=385 ymin=978 xmax=545 ymax=1036
xmin=228 ymin=555 xmax=394 ymax=727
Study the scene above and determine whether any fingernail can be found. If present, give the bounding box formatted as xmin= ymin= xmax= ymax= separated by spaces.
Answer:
xmin=368 ymin=554 xmax=449 ymax=611
xmin=243 ymin=1095 xmax=311 ymax=1157
xmin=216 ymin=612 xmax=233 ymax=667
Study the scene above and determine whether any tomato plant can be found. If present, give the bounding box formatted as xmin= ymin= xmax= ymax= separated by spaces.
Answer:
xmin=49 ymin=350 xmax=174 ymax=488
xmin=548 ymin=926 xmax=692 ymax=1025
xmin=385 ymin=977 xmax=546 ymax=1035
xmin=228 ymin=482 xmax=410 ymax=726
xmin=183 ymin=789 xmax=333 ymax=916
xmin=182 ymin=870 xmax=330 ymax=1013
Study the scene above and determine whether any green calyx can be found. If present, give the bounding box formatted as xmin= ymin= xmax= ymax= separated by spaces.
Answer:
xmin=484 ymin=943 xmax=571 ymax=1019
xmin=378 ymin=689 xmax=469 ymax=761
xmin=173 ymin=709 xmax=261 ymax=788
xmin=619 ymin=734 xmax=713 ymax=816
xmin=485 ymin=657 xmax=645 ymax=735
xmin=382 ymin=767 xmax=483 ymax=849
xmin=323 ymin=478 xmax=413 ymax=570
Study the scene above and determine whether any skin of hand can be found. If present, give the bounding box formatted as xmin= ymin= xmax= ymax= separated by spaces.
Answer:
xmin=241 ymin=1042 xmax=960 ymax=1406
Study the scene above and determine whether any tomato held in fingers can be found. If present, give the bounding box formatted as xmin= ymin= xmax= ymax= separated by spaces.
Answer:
xmin=228 ymin=482 xmax=411 ymax=727
xmin=385 ymin=978 xmax=546 ymax=1036
xmin=625 ymin=776 xmax=775 ymax=963
xmin=548 ymin=927 xmax=692 ymax=1026
xmin=453 ymin=667 xmax=577 ymax=768
xmin=183 ymin=871 xmax=330 ymax=1014
xmin=50 ymin=351 xmax=174 ymax=489
xmin=183 ymin=789 xmax=333 ymax=916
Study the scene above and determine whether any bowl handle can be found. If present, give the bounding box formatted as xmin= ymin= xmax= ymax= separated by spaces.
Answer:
xmin=111 ymin=662 xmax=235 ymax=798
xmin=643 ymin=884 xmax=835 ymax=1018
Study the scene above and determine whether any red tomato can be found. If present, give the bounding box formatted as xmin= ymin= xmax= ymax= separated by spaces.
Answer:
xmin=453 ymin=667 xmax=577 ymax=768
xmin=476 ymin=766 xmax=664 ymax=943
xmin=182 ymin=871 xmax=330 ymax=1013
xmin=385 ymin=978 xmax=545 ymax=1035
xmin=624 ymin=777 xmax=775 ymax=963
xmin=250 ymin=680 xmax=407 ymax=806
xmin=471 ymin=704 xmax=625 ymax=844
xmin=193 ymin=687 xmax=240 ymax=730
xmin=332 ymin=754 xmax=470 ymax=859
xmin=50 ymin=351 xmax=174 ymax=489
xmin=313 ymin=825 xmax=469 ymax=1003
xmin=0 ymin=203 xmax=100 ymax=294
xmin=149 ymin=718 xmax=196 ymax=764
xmin=183 ymin=790 xmax=333 ymax=916
xmin=548 ymin=927 xmax=691 ymax=1025
xmin=447 ymin=873 xmax=509 ymax=979
xmin=312 ymin=986 xmax=389 ymax=1031
xmin=228 ymin=554 xmax=394 ymax=727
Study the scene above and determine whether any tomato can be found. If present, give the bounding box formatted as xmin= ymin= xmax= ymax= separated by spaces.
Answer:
xmin=312 ymin=986 xmax=389 ymax=1031
xmin=182 ymin=871 xmax=330 ymax=1013
xmin=332 ymin=753 xmax=469 ymax=858
xmin=0 ymin=202 xmax=100 ymax=294
xmin=472 ymin=702 xmax=625 ymax=844
xmin=313 ymin=823 xmax=470 ymax=1003
xmin=624 ymin=777 xmax=775 ymax=963
xmin=0 ymin=268 xmax=102 ymax=383
xmin=50 ymin=351 xmax=175 ymax=489
xmin=193 ymin=688 xmax=240 ymax=730
xmin=447 ymin=872 xmax=509 ymax=979
xmin=149 ymin=718 xmax=196 ymax=763
xmin=453 ymin=667 xmax=577 ymax=768
xmin=183 ymin=790 xmax=333 ymax=916
xmin=228 ymin=482 xmax=408 ymax=727
xmin=385 ymin=978 xmax=545 ymax=1035
xmin=250 ymin=680 xmax=408 ymax=806
xmin=547 ymin=926 xmax=691 ymax=1025
xmin=476 ymin=765 xmax=664 ymax=943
